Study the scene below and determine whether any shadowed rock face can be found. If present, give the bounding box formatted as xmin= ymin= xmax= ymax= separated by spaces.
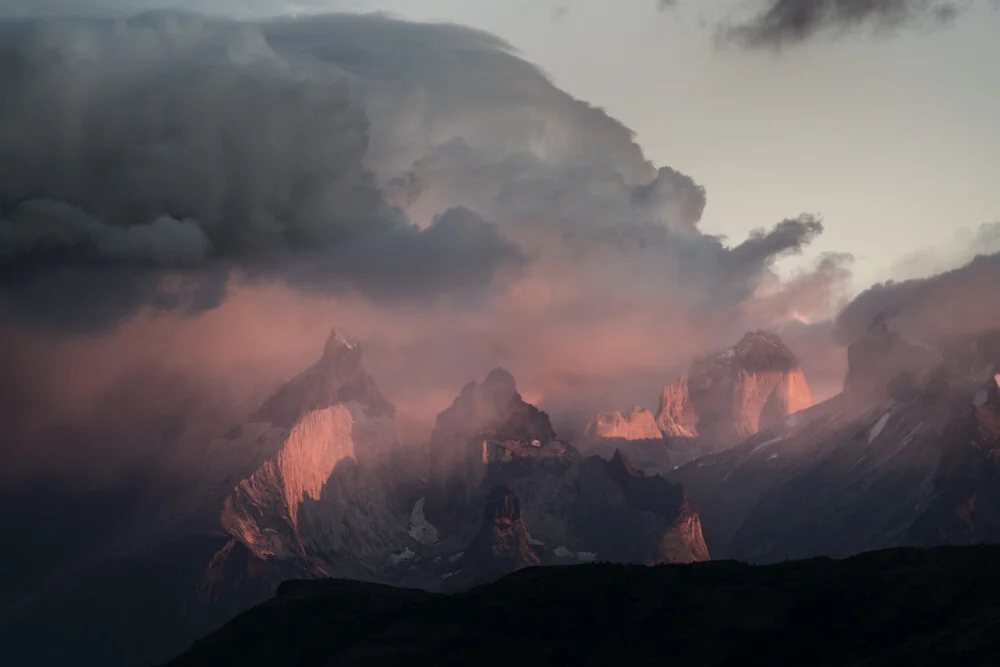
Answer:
xmin=426 ymin=370 xmax=709 ymax=582
xmin=655 ymin=331 xmax=813 ymax=451
xmin=455 ymin=486 xmax=540 ymax=584
xmin=671 ymin=327 xmax=1000 ymax=563
xmin=844 ymin=315 xmax=941 ymax=401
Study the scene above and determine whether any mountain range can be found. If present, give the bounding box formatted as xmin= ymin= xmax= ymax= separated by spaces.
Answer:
xmin=0 ymin=329 xmax=708 ymax=667
xmin=6 ymin=319 xmax=1000 ymax=666
xmin=579 ymin=330 xmax=814 ymax=474
xmin=671 ymin=320 xmax=1000 ymax=562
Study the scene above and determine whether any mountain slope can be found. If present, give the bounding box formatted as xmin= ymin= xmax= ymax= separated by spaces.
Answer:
xmin=672 ymin=322 xmax=1000 ymax=562
xmin=164 ymin=545 xmax=1000 ymax=667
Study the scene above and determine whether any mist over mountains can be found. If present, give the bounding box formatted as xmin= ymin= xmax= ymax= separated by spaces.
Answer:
xmin=0 ymin=9 xmax=855 ymax=490
xmin=1 ymin=5 xmax=1000 ymax=667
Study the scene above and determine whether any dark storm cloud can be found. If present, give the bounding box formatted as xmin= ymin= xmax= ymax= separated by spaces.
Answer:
xmin=727 ymin=214 xmax=824 ymax=275
xmin=724 ymin=0 xmax=965 ymax=48
xmin=284 ymin=206 xmax=527 ymax=302
xmin=0 ymin=10 xmax=825 ymax=335
xmin=0 ymin=12 xmax=527 ymax=330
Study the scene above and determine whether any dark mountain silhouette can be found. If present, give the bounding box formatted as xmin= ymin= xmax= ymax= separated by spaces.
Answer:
xmin=164 ymin=545 xmax=1000 ymax=667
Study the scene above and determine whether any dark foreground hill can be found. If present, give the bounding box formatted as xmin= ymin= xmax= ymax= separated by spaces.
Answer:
xmin=165 ymin=545 xmax=1000 ymax=667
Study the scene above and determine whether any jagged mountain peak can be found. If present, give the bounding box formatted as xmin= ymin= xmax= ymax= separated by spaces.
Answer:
xmin=252 ymin=328 xmax=393 ymax=428
xmin=694 ymin=329 xmax=799 ymax=375
xmin=212 ymin=329 xmax=403 ymax=569
xmin=323 ymin=327 xmax=361 ymax=358
xmin=435 ymin=368 xmax=553 ymax=443
xmin=655 ymin=330 xmax=812 ymax=449
xmin=608 ymin=449 xmax=643 ymax=482
xmin=481 ymin=367 xmax=518 ymax=408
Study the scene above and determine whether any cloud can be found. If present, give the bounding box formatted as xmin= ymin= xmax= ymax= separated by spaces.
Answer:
xmin=835 ymin=249 xmax=1000 ymax=345
xmin=0 ymin=10 xmax=823 ymax=336
xmin=0 ymin=12 xmax=530 ymax=330
xmin=0 ymin=10 xmax=840 ymax=486
xmin=723 ymin=0 xmax=967 ymax=48
xmin=888 ymin=221 xmax=1000 ymax=282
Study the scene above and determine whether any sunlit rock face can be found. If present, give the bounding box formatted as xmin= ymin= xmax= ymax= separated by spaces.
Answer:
xmin=214 ymin=329 xmax=406 ymax=572
xmin=655 ymin=331 xmax=814 ymax=450
xmin=584 ymin=406 xmax=663 ymax=441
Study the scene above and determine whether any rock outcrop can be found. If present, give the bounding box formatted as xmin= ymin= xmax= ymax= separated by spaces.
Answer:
xmin=452 ymin=486 xmax=540 ymax=585
xmin=656 ymin=330 xmax=813 ymax=451
xmin=584 ymin=406 xmax=662 ymax=441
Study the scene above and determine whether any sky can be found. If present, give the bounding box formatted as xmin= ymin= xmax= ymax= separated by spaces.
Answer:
xmin=7 ymin=0 xmax=995 ymax=290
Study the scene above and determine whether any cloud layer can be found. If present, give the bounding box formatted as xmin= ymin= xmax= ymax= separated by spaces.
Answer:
xmin=0 ymin=10 xmax=846 ymax=485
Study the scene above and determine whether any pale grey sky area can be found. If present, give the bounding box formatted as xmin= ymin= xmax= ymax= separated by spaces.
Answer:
xmin=3 ymin=0 xmax=998 ymax=293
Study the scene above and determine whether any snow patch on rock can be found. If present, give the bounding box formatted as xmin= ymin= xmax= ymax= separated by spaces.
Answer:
xmin=869 ymin=412 xmax=892 ymax=444
xmin=389 ymin=547 xmax=415 ymax=565
xmin=750 ymin=436 xmax=784 ymax=455
xmin=408 ymin=497 xmax=439 ymax=544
